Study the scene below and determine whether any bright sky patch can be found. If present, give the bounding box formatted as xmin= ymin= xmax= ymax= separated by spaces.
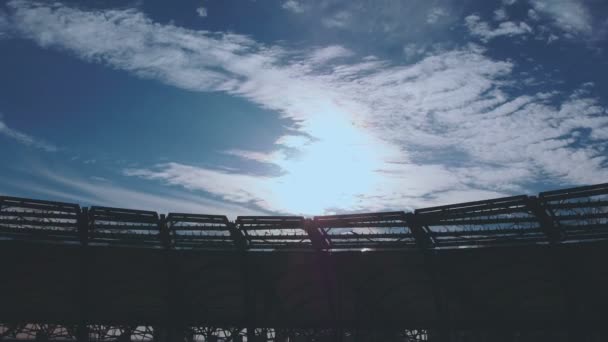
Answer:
xmin=0 ymin=0 xmax=607 ymax=215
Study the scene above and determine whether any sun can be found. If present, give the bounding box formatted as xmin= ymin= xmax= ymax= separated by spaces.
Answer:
xmin=265 ymin=106 xmax=390 ymax=215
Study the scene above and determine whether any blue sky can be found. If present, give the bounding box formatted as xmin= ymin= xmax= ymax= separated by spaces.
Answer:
xmin=0 ymin=0 xmax=607 ymax=216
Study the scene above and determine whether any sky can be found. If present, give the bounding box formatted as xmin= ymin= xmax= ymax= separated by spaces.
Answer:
xmin=0 ymin=0 xmax=607 ymax=216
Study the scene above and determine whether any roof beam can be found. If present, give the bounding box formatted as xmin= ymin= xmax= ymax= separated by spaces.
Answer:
xmin=405 ymin=213 xmax=434 ymax=249
xmin=304 ymin=219 xmax=331 ymax=250
xmin=526 ymin=196 xmax=561 ymax=244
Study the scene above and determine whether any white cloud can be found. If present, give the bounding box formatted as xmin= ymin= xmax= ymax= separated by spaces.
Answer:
xmin=224 ymin=149 xmax=279 ymax=164
xmin=125 ymin=161 xmax=487 ymax=214
xmin=309 ymin=45 xmax=354 ymax=64
xmin=547 ymin=33 xmax=559 ymax=43
xmin=0 ymin=10 xmax=9 ymax=38
xmin=322 ymin=11 xmax=352 ymax=29
xmin=426 ymin=7 xmax=447 ymax=24
xmin=0 ymin=116 xmax=57 ymax=151
xmin=528 ymin=9 xmax=540 ymax=21
xmin=5 ymin=1 xmax=608 ymax=214
xmin=402 ymin=43 xmax=447 ymax=61
xmin=465 ymin=14 xmax=533 ymax=42
xmin=195 ymin=6 xmax=207 ymax=18
xmin=403 ymin=43 xmax=426 ymax=60
xmin=21 ymin=167 xmax=266 ymax=217
xmin=530 ymin=0 xmax=592 ymax=35
xmin=282 ymin=0 xmax=305 ymax=14
xmin=493 ymin=8 xmax=508 ymax=21
xmin=503 ymin=0 xmax=517 ymax=5
xmin=124 ymin=163 xmax=273 ymax=207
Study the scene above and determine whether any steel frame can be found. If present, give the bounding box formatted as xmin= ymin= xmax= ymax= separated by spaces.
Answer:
xmin=2 ymin=183 xmax=606 ymax=250
xmin=0 ymin=324 xmax=435 ymax=342
xmin=1 ymin=183 xmax=608 ymax=342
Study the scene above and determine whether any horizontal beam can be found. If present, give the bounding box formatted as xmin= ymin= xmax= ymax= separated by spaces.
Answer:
xmin=0 ymin=181 xmax=607 ymax=250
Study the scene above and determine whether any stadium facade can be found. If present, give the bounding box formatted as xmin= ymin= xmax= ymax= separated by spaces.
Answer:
xmin=0 ymin=183 xmax=607 ymax=341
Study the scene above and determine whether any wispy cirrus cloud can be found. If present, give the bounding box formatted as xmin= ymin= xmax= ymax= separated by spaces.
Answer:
xmin=426 ymin=7 xmax=448 ymax=24
xmin=282 ymin=0 xmax=305 ymax=14
xmin=308 ymin=45 xmax=354 ymax=64
xmin=0 ymin=115 xmax=57 ymax=152
xmin=11 ymin=166 xmax=266 ymax=217
xmin=0 ymin=10 xmax=8 ymax=38
xmin=196 ymin=6 xmax=208 ymax=18
xmin=5 ymin=0 xmax=608 ymax=214
xmin=322 ymin=10 xmax=352 ymax=29
xmin=493 ymin=8 xmax=508 ymax=21
xmin=465 ymin=14 xmax=533 ymax=42
xmin=529 ymin=0 xmax=592 ymax=36
xmin=302 ymin=0 xmax=462 ymax=39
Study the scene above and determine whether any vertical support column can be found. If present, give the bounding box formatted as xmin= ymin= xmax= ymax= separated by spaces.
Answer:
xmin=152 ymin=326 xmax=166 ymax=342
xmin=526 ymin=196 xmax=561 ymax=244
xmin=169 ymin=327 xmax=186 ymax=342
xmin=229 ymin=221 xmax=247 ymax=251
xmin=232 ymin=221 xmax=255 ymax=342
xmin=274 ymin=328 xmax=288 ymax=342
xmin=305 ymin=219 xmax=331 ymax=251
xmin=424 ymin=251 xmax=449 ymax=342
xmin=76 ymin=325 xmax=89 ymax=342
xmin=404 ymin=213 xmax=448 ymax=342
xmin=118 ymin=328 xmax=132 ymax=342
xmin=548 ymin=244 xmax=581 ymax=342
xmin=159 ymin=214 xmax=171 ymax=250
xmin=77 ymin=207 xmax=90 ymax=342
xmin=260 ymin=328 xmax=268 ymax=342
xmin=527 ymin=196 xmax=579 ymax=341
xmin=161 ymin=214 xmax=186 ymax=342
xmin=232 ymin=329 xmax=244 ymax=342
xmin=160 ymin=213 xmax=171 ymax=342
xmin=247 ymin=327 xmax=256 ymax=342
xmin=305 ymin=219 xmax=341 ymax=342
xmin=404 ymin=213 xmax=433 ymax=250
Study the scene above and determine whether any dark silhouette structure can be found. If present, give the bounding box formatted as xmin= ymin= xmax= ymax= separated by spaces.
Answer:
xmin=0 ymin=183 xmax=607 ymax=341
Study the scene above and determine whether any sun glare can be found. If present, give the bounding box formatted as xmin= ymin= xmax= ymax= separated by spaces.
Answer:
xmin=266 ymin=106 xmax=391 ymax=214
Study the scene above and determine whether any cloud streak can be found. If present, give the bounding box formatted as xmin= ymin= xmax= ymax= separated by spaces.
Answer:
xmin=427 ymin=7 xmax=448 ymax=24
xmin=12 ymin=167 xmax=267 ymax=217
xmin=0 ymin=116 xmax=57 ymax=151
xmin=530 ymin=0 xmax=592 ymax=36
xmin=196 ymin=6 xmax=207 ymax=18
xmin=465 ymin=14 xmax=533 ymax=42
xmin=5 ymin=0 xmax=608 ymax=214
xmin=0 ymin=10 xmax=9 ymax=38
xmin=282 ymin=0 xmax=305 ymax=14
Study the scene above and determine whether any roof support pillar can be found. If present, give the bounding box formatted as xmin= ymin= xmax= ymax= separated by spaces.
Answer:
xmin=159 ymin=214 xmax=171 ymax=250
xmin=404 ymin=213 xmax=433 ymax=249
xmin=526 ymin=196 xmax=561 ymax=243
xmin=526 ymin=197 xmax=580 ymax=341
xmin=77 ymin=208 xmax=90 ymax=342
xmin=305 ymin=219 xmax=341 ymax=341
xmin=405 ymin=213 xmax=448 ymax=341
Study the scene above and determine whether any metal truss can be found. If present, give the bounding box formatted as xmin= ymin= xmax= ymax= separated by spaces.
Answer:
xmin=0 ymin=323 xmax=79 ymax=341
xmin=236 ymin=216 xmax=313 ymax=250
xmin=0 ymin=324 xmax=432 ymax=342
xmin=414 ymin=195 xmax=545 ymax=248
xmin=313 ymin=211 xmax=416 ymax=250
xmin=6 ymin=324 xmax=608 ymax=342
xmin=1 ymin=184 xmax=608 ymax=342
xmin=540 ymin=183 xmax=608 ymax=242
xmin=0 ymin=196 xmax=80 ymax=244
xmin=166 ymin=213 xmax=239 ymax=250
xmin=5 ymin=324 xmax=608 ymax=342
xmin=1 ymin=183 xmax=608 ymax=250
xmin=88 ymin=206 xmax=161 ymax=247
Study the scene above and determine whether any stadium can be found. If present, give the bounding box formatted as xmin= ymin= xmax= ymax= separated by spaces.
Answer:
xmin=1 ymin=182 xmax=607 ymax=341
